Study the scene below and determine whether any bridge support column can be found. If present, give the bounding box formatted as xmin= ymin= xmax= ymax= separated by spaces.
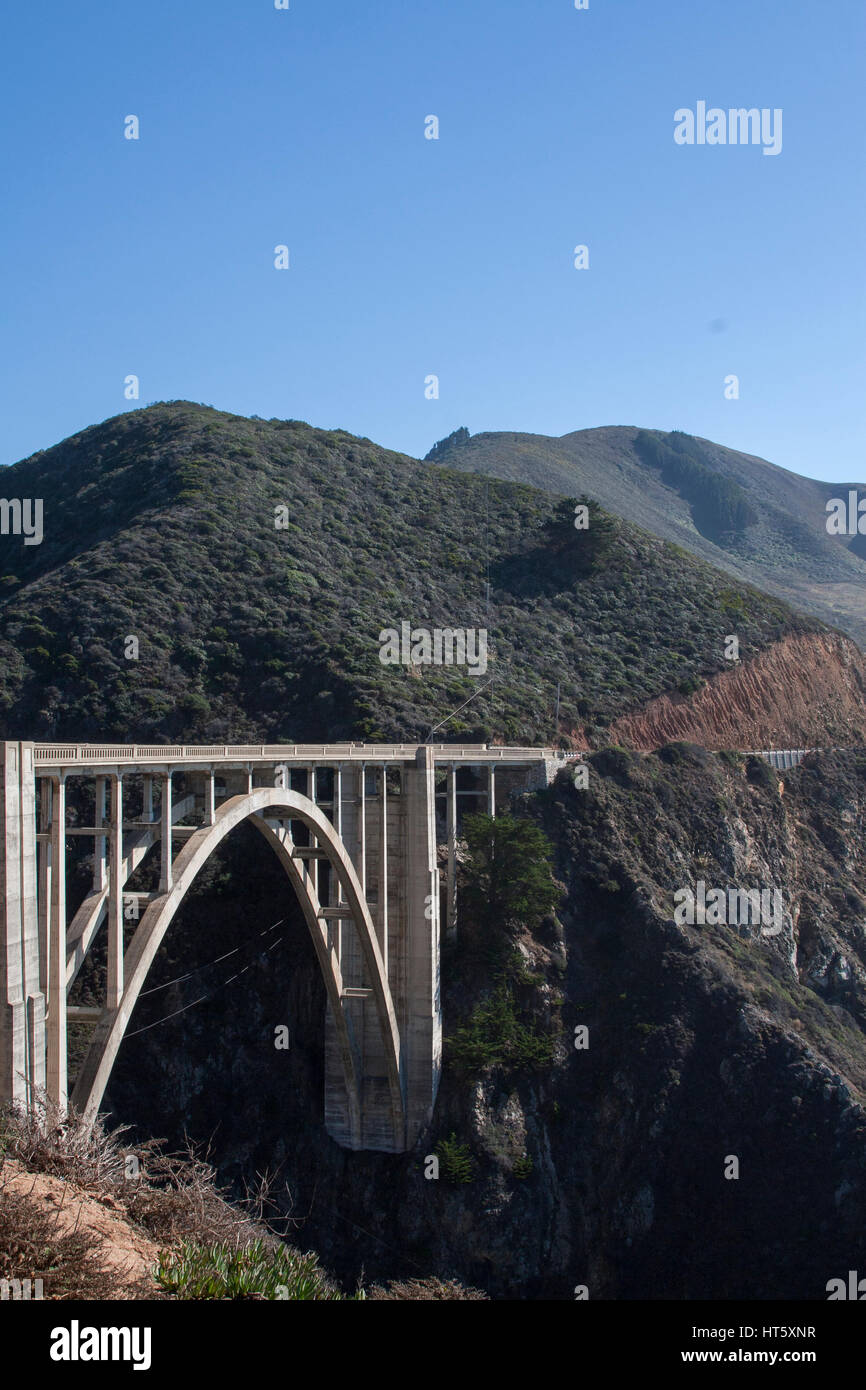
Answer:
xmin=159 ymin=775 xmax=172 ymax=893
xmin=404 ymin=746 xmax=442 ymax=1141
xmin=37 ymin=781 xmax=51 ymax=1003
xmin=446 ymin=763 xmax=457 ymax=940
xmin=359 ymin=763 xmax=367 ymax=894
xmin=333 ymin=766 xmax=344 ymax=962
xmin=93 ymin=778 xmax=107 ymax=890
xmin=322 ymin=751 xmax=440 ymax=1150
xmin=379 ymin=765 xmax=388 ymax=974
xmin=46 ymin=776 xmax=67 ymax=1109
xmin=203 ymin=771 xmax=215 ymax=827
xmin=107 ymin=777 xmax=123 ymax=1009
xmin=309 ymin=766 xmax=318 ymax=901
xmin=0 ymin=742 xmax=43 ymax=1109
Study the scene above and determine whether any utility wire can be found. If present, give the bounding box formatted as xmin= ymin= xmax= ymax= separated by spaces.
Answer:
xmin=125 ymin=994 xmax=214 ymax=1039
xmin=426 ymin=676 xmax=495 ymax=742
xmin=125 ymin=927 xmax=286 ymax=1038
xmin=138 ymin=920 xmax=284 ymax=997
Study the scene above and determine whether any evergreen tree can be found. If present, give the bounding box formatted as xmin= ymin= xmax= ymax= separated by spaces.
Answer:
xmin=461 ymin=812 xmax=558 ymax=932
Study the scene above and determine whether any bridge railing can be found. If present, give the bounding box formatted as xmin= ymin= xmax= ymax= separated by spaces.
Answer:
xmin=31 ymin=743 xmax=557 ymax=767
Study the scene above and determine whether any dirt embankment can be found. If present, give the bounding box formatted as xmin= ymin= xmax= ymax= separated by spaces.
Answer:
xmin=0 ymin=1159 xmax=161 ymax=1297
xmin=611 ymin=631 xmax=866 ymax=751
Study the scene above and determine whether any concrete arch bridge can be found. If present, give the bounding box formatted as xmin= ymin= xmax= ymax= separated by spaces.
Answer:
xmin=0 ymin=742 xmax=559 ymax=1152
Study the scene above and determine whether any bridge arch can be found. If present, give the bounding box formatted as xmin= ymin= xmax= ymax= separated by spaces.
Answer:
xmin=69 ymin=788 xmax=405 ymax=1150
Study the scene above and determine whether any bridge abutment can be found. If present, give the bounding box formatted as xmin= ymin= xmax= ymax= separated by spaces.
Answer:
xmin=0 ymin=742 xmax=44 ymax=1108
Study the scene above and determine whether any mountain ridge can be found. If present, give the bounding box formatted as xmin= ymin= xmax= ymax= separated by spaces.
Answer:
xmin=424 ymin=423 xmax=866 ymax=647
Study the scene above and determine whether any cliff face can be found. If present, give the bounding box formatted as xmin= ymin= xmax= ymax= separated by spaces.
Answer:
xmin=95 ymin=746 xmax=866 ymax=1299
xmin=610 ymin=632 xmax=866 ymax=752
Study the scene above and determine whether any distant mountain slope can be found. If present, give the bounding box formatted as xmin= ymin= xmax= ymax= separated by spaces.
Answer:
xmin=424 ymin=426 xmax=866 ymax=648
xmin=0 ymin=401 xmax=863 ymax=750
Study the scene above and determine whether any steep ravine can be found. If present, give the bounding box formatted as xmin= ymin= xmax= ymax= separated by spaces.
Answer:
xmin=95 ymin=746 xmax=866 ymax=1299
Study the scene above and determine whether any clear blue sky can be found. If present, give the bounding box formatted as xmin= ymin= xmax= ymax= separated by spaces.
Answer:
xmin=1 ymin=0 xmax=863 ymax=481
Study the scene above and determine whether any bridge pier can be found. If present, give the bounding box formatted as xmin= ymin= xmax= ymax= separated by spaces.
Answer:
xmin=404 ymin=747 xmax=442 ymax=1139
xmin=447 ymin=763 xmax=457 ymax=940
xmin=159 ymin=775 xmax=172 ymax=893
xmin=93 ymin=777 xmax=107 ymax=891
xmin=46 ymin=776 xmax=67 ymax=1108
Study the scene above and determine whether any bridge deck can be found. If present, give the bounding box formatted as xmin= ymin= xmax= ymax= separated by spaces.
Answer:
xmin=31 ymin=742 xmax=561 ymax=771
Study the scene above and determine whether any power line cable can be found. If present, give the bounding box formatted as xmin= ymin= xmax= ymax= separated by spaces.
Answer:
xmin=124 ymin=928 xmax=286 ymax=1038
xmin=138 ymin=920 xmax=284 ymax=997
xmin=426 ymin=676 xmax=495 ymax=743
xmin=125 ymin=993 xmax=214 ymax=1039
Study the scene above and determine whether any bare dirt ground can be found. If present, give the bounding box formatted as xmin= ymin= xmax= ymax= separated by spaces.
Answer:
xmin=0 ymin=1159 xmax=160 ymax=1297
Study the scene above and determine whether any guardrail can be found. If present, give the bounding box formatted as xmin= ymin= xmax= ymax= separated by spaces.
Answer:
xmin=751 ymin=748 xmax=818 ymax=770
xmin=31 ymin=743 xmax=557 ymax=767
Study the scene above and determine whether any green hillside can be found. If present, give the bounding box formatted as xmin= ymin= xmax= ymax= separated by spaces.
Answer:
xmin=424 ymin=425 xmax=866 ymax=647
xmin=0 ymin=402 xmax=819 ymax=746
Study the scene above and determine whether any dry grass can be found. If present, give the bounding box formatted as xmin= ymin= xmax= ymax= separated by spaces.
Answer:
xmin=124 ymin=1144 xmax=275 ymax=1248
xmin=0 ymin=1097 xmax=275 ymax=1266
xmin=0 ymin=1095 xmax=133 ymax=1190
